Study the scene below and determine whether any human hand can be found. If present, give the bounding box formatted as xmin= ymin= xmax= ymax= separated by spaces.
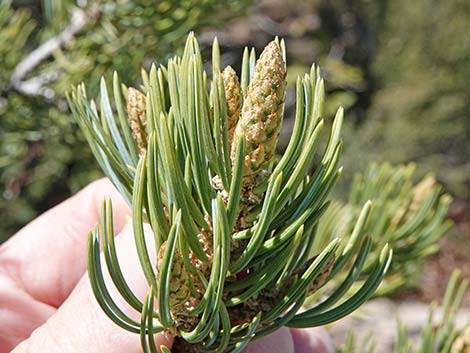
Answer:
xmin=0 ymin=179 xmax=335 ymax=353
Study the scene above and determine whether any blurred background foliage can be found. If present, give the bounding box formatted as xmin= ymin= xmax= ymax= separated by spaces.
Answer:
xmin=315 ymin=162 xmax=453 ymax=296
xmin=1 ymin=0 xmax=469 ymax=248
xmin=340 ymin=0 xmax=470 ymax=197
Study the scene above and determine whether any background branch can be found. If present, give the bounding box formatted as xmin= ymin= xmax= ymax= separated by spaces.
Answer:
xmin=10 ymin=7 xmax=95 ymax=98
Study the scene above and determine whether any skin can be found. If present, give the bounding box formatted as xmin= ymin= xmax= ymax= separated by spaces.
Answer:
xmin=0 ymin=178 xmax=336 ymax=353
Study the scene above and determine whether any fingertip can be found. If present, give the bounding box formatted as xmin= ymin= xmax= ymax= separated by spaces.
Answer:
xmin=76 ymin=178 xmax=130 ymax=231
xmin=243 ymin=327 xmax=295 ymax=353
xmin=291 ymin=327 xmax=336 ymax=353
xmin=157 ymin=332 xmax=174 ymax=353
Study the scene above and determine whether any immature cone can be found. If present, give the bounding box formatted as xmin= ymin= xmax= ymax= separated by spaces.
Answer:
xmin=126 ymin=87 xmax=147 ymax=155
xmin=409 ymin=175 xmax=436 ymax=214
xmin=231 ymin=41 xmax=286 ymax=176
xmin=391 ymin=175 xmax=436 ymax=226
xmin=452 ymin=326 xmax=470 ymax=353
xmin=222 ymin=65 xmax=242 ymax=145
xmin=156 ymin=242 xmax=199 ymax=332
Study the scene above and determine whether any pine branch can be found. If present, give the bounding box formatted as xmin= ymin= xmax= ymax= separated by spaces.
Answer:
xmin=68 ymin=34 xmax=393 ymax=353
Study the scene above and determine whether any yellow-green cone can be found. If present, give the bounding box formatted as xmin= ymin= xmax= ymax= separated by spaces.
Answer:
xmin=231 ymin=40 xmax=286 ymax=176
xmin=222 ymin=65 xmax=242 ymax=145
xmin=452 ymin=326 xmax=470 ymax=353
xmin=126 ymin=87 xmax=147 ymax=155
xmin=409 ymin=175 xmax=436 ymax=213
xmin=156 ymin=241 xmax=201 ymax=332
xmin=156 ymin=242 xmax=191 ymax=311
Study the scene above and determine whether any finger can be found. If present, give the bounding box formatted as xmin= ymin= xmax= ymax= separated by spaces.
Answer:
xmin=0 ymin=179 xmax=129 ymax=350
xmin=11 ymin=224 xmax=173 ymax=353
xmin=0 ymin=178 xmax=129 ymax=307
xmin=291 ymin=327 xmax=336 ymax=353
xmin=0 ymin=275 xmax=56 ymax=351
xmin=243 ymin=327 xmax=295 ymax=353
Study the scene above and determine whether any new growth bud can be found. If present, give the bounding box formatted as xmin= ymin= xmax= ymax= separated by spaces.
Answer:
xmin=231 ymin=41 xmax=286 ymax=176
xmin=126 ymin=87 xmax=147 ymax=155
xmin=222 ymin=66 xmax=242 ymax=146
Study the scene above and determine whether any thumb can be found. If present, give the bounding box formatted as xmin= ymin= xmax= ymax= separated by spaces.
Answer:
xmin=12 ymin=224 xmax=173 ymax=353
